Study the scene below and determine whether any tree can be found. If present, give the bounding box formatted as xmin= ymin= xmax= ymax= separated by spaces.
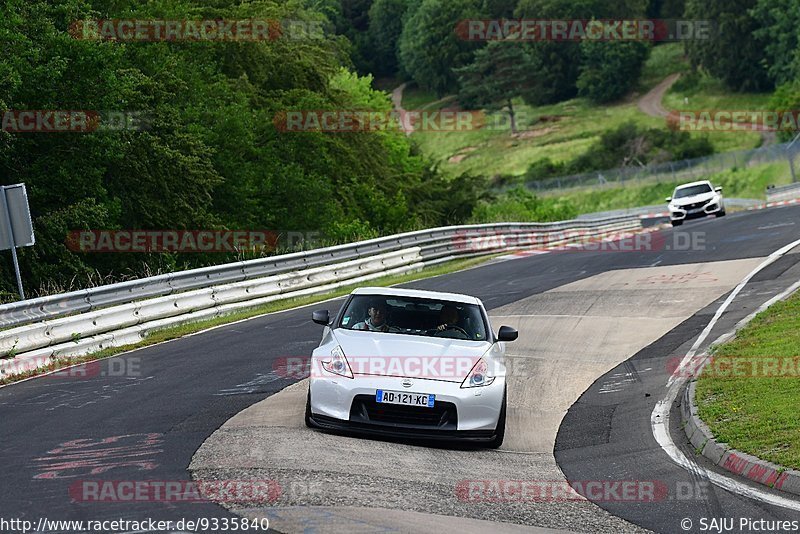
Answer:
xmin=0 ymin=0 xmax=481 ymax=296
xmin=684 ymin=0 xmax=772 ymax=91
xmin=456 ymin=41 xmax=539 ymax=134
xmin=577 ymin=36 xmax=650 ymax=103
xmin=768 ymin=81 xmax=800 ymax=142
xmin=646 ymin=0 xmax=685 ymax=18
xmin=398 ymin=0 xmax=482 ymax=96
xmin=482 ymin=0 xmax=518 ymax=18
xmin=366 ymin=0 xmax=410 ymax=77
xmin=512 ymin=0 xmax=650 ymax=106
xmin=752 ymin=0 xmax=800 ymax=86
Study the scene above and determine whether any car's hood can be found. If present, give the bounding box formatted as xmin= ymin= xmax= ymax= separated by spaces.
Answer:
xmin=674 ymin=192 xmax=715 ymax=206
xmin=332 ymin=330 xmax=490 ymax=382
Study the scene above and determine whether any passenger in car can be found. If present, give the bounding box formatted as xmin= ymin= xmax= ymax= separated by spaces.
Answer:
xmin=352 ymin=300 xmax=400 ymax=332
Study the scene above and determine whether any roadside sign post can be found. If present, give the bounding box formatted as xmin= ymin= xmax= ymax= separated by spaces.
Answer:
xmin=0 ymin=184 xmax=35 ymax=300
xmin=787 ymin=132 xmax=800 ymax=184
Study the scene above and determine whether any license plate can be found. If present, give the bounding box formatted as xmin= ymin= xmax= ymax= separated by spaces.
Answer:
xmin=376 ymin=389 xmax=435 ymax=408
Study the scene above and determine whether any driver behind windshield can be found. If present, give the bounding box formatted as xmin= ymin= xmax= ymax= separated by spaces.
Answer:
xmin=435 ymin=305 xmax=460 ymax=331
xmin=352 ymin=300 xmax=400 ymax=333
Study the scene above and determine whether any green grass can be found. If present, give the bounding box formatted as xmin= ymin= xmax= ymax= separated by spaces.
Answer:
xmin=637 ymin=43 xmax=691 ymax=92
xmin=695 ymin=291 xmax=800 ymax=470
xmin=664 ymin=73 xmax=774 ymax=112
xmin=705 ymin=161 xmax=791 ymax=199
xmin=413 ymin=98 xmax=665 ymax=177
xmin=559 ymin=181 xmax=677 ymax=214
xmin=0 ymin=255 xmax=495 ymax=386
xmin=663 ymin=72 xmax=773 ymax=152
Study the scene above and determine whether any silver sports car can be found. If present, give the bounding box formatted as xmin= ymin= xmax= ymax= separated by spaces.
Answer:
xmin=305 ymin=287 xmax=517 ymax=448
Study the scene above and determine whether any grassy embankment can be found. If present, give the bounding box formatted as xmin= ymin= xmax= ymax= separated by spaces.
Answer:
xmin=696 ymin=291 xmax=800 ymax=470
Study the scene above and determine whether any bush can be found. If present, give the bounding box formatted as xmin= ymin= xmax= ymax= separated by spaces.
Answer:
xmin=470 ymin=187 xmax=577 ymax=223
xmin=670 ymin=70 xmax=702 ymax=93
xmin=567 ymin=122 xmax=714 ymax=173
xmin=769 ymin=80 xmax=800 ymax=142
xmin=524 ymin=158 xmax=567 ymax=181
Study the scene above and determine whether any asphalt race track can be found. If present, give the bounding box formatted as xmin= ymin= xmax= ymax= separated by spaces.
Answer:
xmin=2 ymin=205 xmax=800 ymax=534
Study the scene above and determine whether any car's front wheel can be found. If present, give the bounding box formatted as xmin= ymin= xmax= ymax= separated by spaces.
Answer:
xmin=717 ymin=210 xmax=726 ymax=217
xmin=671 ymin=220 xmax=683 ymax=227
xmin=487 ymin=388 xmax=507 ymax=449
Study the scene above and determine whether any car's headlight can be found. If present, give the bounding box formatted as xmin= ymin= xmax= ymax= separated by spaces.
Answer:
xmin=461 ymin=358 xmax=495 ymax=388
xmin=321 ymin=345 xmax=353 ymax=379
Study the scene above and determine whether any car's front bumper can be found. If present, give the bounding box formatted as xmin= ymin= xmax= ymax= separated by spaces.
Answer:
xmin=669 ymin=201 xmax=723 ymax=221
xmin=308 ymin=374 xmax=505 ymax=441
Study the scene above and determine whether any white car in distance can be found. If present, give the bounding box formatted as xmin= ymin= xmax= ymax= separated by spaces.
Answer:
xmin=666 ymin=180 xmax=726 ymax=227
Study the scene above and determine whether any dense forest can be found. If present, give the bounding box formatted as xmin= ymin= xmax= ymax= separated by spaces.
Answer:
xmin=1 ymin=0 xmax=798 ymax=298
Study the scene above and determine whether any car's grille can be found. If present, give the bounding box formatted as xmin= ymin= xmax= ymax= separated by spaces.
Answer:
xmin=682 ymin=200 xmax=708 ymax=210
xmin=349 ymin=394 xmax=457 ymax=430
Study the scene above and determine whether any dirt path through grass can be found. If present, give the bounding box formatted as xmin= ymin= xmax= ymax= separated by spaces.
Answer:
xmin=638 ymin=73 xmax=680 ymax=118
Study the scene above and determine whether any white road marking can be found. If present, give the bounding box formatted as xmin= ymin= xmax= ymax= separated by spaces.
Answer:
xmin=651 ymin=237 xmax=800 ymax=511
xmin=758 ymin=222 xmax=795 ymax=230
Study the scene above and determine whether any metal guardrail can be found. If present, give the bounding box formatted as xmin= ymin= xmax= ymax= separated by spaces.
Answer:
xmin=0 ymin=215 xmax=644 ymax=378
xmin=0 ymin=217 xmax=642 ymax=329
xmin=766 ymin=183 xmax=800 ymax=203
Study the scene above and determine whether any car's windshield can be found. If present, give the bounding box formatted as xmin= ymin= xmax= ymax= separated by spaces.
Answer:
xmin=339 ymin=295 xmax=488 ymax=341
xmin=674 ymin=184 xmax=712 ymax=198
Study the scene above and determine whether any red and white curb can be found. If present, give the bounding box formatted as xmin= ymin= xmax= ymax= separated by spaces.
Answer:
xmin=497 ymin=224 xmax=669 ymax=260
xmin=749 ymin=198 xmax=800 ymax=210
xmin=682 ymin=381 xmax=800 ymax=496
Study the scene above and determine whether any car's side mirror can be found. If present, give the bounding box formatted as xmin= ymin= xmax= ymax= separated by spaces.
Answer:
xmin=715 ymin=187 xmax=722 ymax=193
xmin=665 ymin=197 xmax=672 ymax=203
xmin=312 ymin=310 xmax=330 ymax=326
xmin=497 ymin=326 xmax=518 ymax=342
